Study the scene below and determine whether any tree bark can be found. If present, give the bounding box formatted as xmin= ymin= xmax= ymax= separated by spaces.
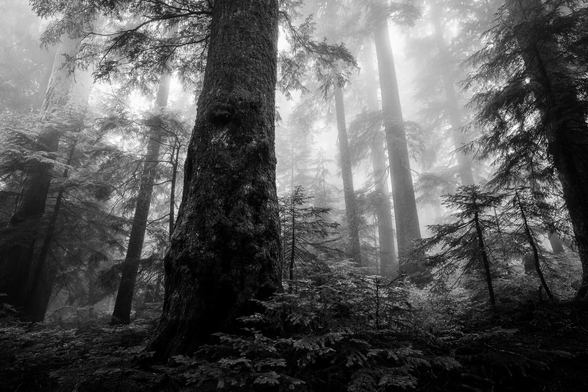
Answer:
xmin=373 ymin=18 xmax=421 ymax=272
xmin=429 ymin=2 xmax=475 ymax=186
xmin=363 ymin=39 xmax=397 ymax=276
xmin=507 ymin=0 xmax=588 ymax=300
xmin=0 ymin=35 xmax=91 ymax=314
xmin=111 ymin=73 xmax=171 ymax=324
xmin=334 ymin=81 xmax=362 ymax=267
xmin=148 ymin=0 xmax=281 ymax=359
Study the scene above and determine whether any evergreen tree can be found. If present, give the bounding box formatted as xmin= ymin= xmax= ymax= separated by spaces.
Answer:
xmin=147 ymin=0 xmax=282 ymax=359
xmin=369 ymin=1 xmax=422 ymax=272
xmin=467 ymin=0 xmax=588 ymax=299
xmin=279 ymin=186 xmax=341 ymax=281
xmin=111 ymin=73 xmax=171 ymax=324
xmin=421 ymin=185 xmax=503 ymax=313
xmin=0 ymin=29 xmax=94 ymax=318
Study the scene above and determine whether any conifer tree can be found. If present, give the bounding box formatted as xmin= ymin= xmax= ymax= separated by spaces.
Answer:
xmin=467 ymin=0 xmax=588 ymax=299
xmin=370 ymin=2 xmax=421 ymax=271
xmin=111 ymin=73 xmax=171 ymax=325
xmin=0 ymin=32 xmax=93 ymax=317
xmin=148 ymin=0 xmax=281 ymax=359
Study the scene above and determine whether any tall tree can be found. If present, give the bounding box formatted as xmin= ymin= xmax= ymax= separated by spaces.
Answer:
xmin=362 ymin=40 xmax=397 ymax=276
xmin=111 ymin=73 xmax=171 ymax=324
xmin=370 ymin=4 xmax=421 ymax=270
xmin=429 ymin=1 xmax=475 ymax=186
xmin=148 ymin=0 xmax=281 ymax=359
xmin=468 ymin=0 xmax=588 ymax=299
xmin=0 ymin=34 xmax=92 ymax=317
xmin=334 ymin=76 xmax=363 ymax=267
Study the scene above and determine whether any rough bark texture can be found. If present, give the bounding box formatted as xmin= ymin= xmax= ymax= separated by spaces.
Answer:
xmin=363 ymin=40 xmax=397 ymax=276
xmin=507 ymin=0 xmax=588 ymax=300
xmin=148 ymin=0 xmax=281 ymax=359
xmin=373 ymin=19 xmax=421 ymax=272
xmin=111 ymin=74 xmax=171 ymax=324
xmin=334 ymin=82 xmax=362 ymax=267
xmin=0 ymin=36 xmax=90 ymax=315
xmin=430 ymin=3 xmax=475 ymax=186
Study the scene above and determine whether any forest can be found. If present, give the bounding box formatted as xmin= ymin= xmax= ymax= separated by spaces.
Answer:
xmin=1 ymin=0 xmax=588 ymax=390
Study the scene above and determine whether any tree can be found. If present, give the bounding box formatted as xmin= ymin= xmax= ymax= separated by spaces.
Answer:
xmin=467 ymin=0 xmax=588 ymax=299
xmin=147 ymin=0 xmax=281 ymax=359
xmin=111 ymin=73 xmax=171 ymax=324
xmin=279 ymin=186 xmax=341 ymax=281
xmin=370 ymin=2 xmax=421 ymax=271
xmin=0 ymin=32 xmax=93 ymax=318
xmin=361 ymin=39 xmax=397 ymax=277
xmin=421 ymin=185 xmax=503 ymax=313
xmin=333 ymin=75 xmax=363 ymax=267
xmin=428 ymin=0 xmax=475 ymax=186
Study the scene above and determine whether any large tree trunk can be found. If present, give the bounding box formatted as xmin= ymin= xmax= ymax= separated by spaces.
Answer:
xmin=363 ymin=40 xmax=397 ymax=276
xmin=507 ymin=0 xmax=588 ymax=300
xmin=333 ymin=81 xmax=362 ymax=267
xmin=148 ymin=0 xmax=281 ymax=359
xmin=430 ymin=2 xmax=475 ymax=186
xmin=372 ymin=18 xmax=421 ymax=273
xmin=111 ymin=74 xmax=171 ymax=324
xmin=0 ymin=36 xmax=91 ymax=315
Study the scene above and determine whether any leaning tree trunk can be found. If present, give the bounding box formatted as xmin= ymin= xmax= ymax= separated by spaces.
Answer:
xmin=372 ymin=16 xmax=421 ymax=273
xmin=148 ymin=0 xmax=281 ymax=359
xmin=430 ymin=2 xmax=475 ymax=186
xmin=0 ymin=35 xmax=91 ymax=315
xmin=333 ymin=80 xmax=362 ymax=267
xmin=363 ymin=39 xmax=397 ymax=276
xmin=507 ymin=0 xmax=588 ymax=300
xmin=111 ymin=74 xmax=171 ymax=324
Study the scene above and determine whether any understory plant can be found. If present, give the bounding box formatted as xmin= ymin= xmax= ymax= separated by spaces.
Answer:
xmin=172 ymin=266 xmax=461 ymax=391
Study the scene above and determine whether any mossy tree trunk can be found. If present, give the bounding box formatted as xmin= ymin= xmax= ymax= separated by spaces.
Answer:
xmin=111 ymin=74 xmax=171 ymax=325
xmin=148 ymin=0 xmax=281 ymax=359
xmin=363 ymin=39 xmax=397 ymax=276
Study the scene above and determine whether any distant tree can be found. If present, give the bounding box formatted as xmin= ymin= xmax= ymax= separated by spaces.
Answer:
xmin=353 ymin=39 xmax=397 ymax=276
xmin=279 ymin=186 xmax=341 ymax=281
xmin=147 ymin=0 xmax=282 ymax=359
xmin=333 ymin=74 xmax=363 ymax=267
xmin=0 ymin=0 xmax=55 ymax=113
xmin=367 ymin=1 xmax=422 ymax=271
xmin=0 ymin=30 xmax=93 ymax=319
xmin=111 ymin=73 xmax=171 ymax=325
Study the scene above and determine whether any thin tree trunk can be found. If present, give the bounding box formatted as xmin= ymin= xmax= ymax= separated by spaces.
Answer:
xmin=111 ymin=73 xmax=171 ymax=324
xmin=430 ymin=2 xmax=475 ymax=186
xmin=516 ymin=192 xmax=554 ymax=301
xmin=334 ymin=81 xmax=362 ymax=267
xmin=148 ymin=0 xmax=281 ymax=359
xmin=373 ymin=17 xmax=421 ymax=272
xmin=363 ymin=39 xmax=397 ymax=277
xmin=474 ymin=210 xmax=497 ymax=313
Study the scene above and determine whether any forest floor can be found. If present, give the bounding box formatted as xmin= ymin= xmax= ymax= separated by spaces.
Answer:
xmin=1 ymin=301 xmax=588 ymax=392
